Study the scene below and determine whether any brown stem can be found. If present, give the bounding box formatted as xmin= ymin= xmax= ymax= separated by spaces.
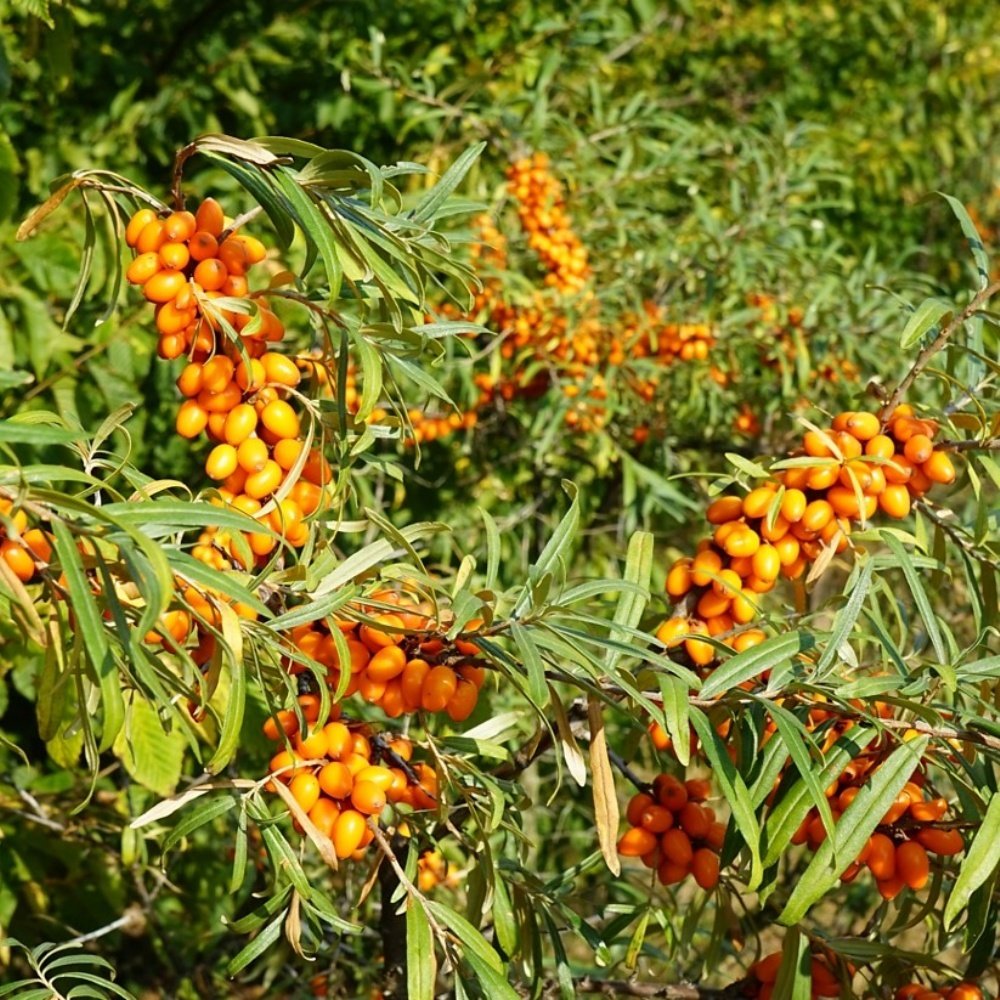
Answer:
xmin=936 ymin=437 xmax=1000 ymax=452
xmin=170 ymin=142 xmax=200 ymax=211
xmin=881 ymin=278 xmax=1000 ymax=423
xmin=541 ymin=977 xmax=735 ymax=999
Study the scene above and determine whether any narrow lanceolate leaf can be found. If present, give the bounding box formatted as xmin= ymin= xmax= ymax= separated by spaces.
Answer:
xmin=514 ymin=482 xmax=579 ymax=615
xmin=162 ymin=796 xmax=237 ymax=855
xmin=658 ymin=674 xmax=691 ymax=766
xmin=883 ymin=534 xmax=946 ymax=663
xmin=816 ymin=559 xmax=873 ymax=677
xmin=780 ymin=737 xmax=929 ymax=925
xmin=407 ymin=901 xmax=436 ymax=1000
xmin=773 ymin=926 xmax=812 ymax=1000
xmin=411 ymin=142 xmax=486 ymax=224
xmin=588 ymin=695 xmax=621 ymax=876
xmin=510 ymin=622 xmax=548 ymax=708
xmin=690 ymin=709 xmax=763 ymax=889
xmin=205 ymin=602 xmax=245 ymax=774
xmin=605 ymin=530 xmax=653 ymax=672
xmin=226 ymin=910 xmax=286 ymax=977
xmin=701 ymin=632 xmax=813 ymax=699
xmin=944 ymin=793 xmax=1000 ymax=930
xmin=939 ymin=192 xmax=992 ymax=289
xmin=899 ymin=297 xmax=952 ymax=349
xmin=51 ymin=521 xmax=124 ymax=751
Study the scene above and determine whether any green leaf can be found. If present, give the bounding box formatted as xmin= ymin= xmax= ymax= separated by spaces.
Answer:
xmin=701 ymin=632 xmax=812 ymax=699
xmin=815 ymin=559 xmax=873 ymax=677
xmin=657 ymin=675 xmax=690 ymax=766
xmin=509 ymin=622 xmax=548 ymax=708
xmin=406 ymin=902 xmax=436 ymax=1000
xmin=411 ymin=142 xmax=486 ymax=224
xmin=882 ymin=534 xmax=946 ymax=663
xmin=273 ymin=166 xmax=343 ymax=299
xmin=939 ymin=192 xmax=991 ymax=289
xmin=605 ymin=530 xmax=653 ymax=672
xmin=514 ymin=482 xmax=579 ymax=615
xmin=51 ymin=521 xmax=124 ymax=752
xmin=0 ymin=418 xmax=83 ymax=445
xmin=773 ymin=926 xmax=811 ymax=1000
xmin=113 ymin=698 xmax=186 ymax=797
xmin=779 ymin=737 xmax=929 ymax=925
xmin=225 ymin=909 xmax=285 ymax=976
xmin=162 ymin=795 xmax=236 ymax=855
xmin=944 ymin=793 xmax=1000 ymax=930
xmin=899 ymin=297 xmax=952 ymax=349
xmin=690 ymin=708 xmax=763 ymax=888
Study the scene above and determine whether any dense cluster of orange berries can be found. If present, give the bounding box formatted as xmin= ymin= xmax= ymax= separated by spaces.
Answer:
xmin=896 ymin=982 xmax=984 ymax=1000
xmin=280 ymin=591 xmax=487 ymax=723
xmin=506 ymin=153 xmax=591 ymax=295
xmin=617 ymin=775 xmax=723 ymax=890
xmin=263 ymin=695 xmax=439 ymax=860
xmin=792 ymin=761 xmax=963 ymax=901
xmin=657 ymin=406 xmax=957 ymax=664
xmin=745 ymin=949 xmax=848 ymax=999
xmin=0 ymin=499 xmax=52 ymax=584
xmin=124 ymin=200 xmax=332 ymax=573
xmin=416 ymin=849 xmax=459 ymax=892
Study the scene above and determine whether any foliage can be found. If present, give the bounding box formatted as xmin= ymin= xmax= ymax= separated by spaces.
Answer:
xmin=0 ymin=3 xmax=998 ymax=999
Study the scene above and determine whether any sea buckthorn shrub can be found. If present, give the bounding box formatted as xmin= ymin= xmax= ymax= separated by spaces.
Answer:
xmin=1 ymin=122 xmax=998 ymax=1000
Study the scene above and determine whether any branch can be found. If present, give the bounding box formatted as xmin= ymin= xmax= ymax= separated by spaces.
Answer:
xmin=936 ymin=437 xmax=1000 ymax=452
xmin=881 ymin=279 xmax=1000 ymax=420
xmin=541 ymin=976 xmax=735 ymax=999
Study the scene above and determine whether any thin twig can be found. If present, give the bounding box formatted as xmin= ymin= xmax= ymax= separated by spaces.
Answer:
xmin=881 ymin=278 xmax=1000 ymax=421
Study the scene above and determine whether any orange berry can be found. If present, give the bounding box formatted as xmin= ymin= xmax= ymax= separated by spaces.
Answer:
xmin=691 ymin=847 xmax=720 ymax=889
xmin=640 ymin=804 xmax=674 ymax=834
xmin=125 ymin=208 xmax=158 ymax=247
xmin=866 ymin=832 xmax=896 ymax=880
xmin=136 ymin=219 xmax=167 ymax=254
xmin=618 ymin=826 xmax=657 ymax=857
xmin=627 ymin=793 xmax=655 ymax=826
xmin=332 ymin=809 xmax=367 ymax=858
xmin=195 ymin=198 xmax=225 ymax=238
xmin=665 ymin=559 xmax=692 ymax=598
xmin=896 ymin=840 xmax=930 ymax=890
xmin=262 ymin=352 xmax=302 ymax=387
xmin=244 ymin=460 xmax=283 ymax=499
xmin=879 ymin=484 xmax=911 ymax=519
xmin=261 ymin=399 xmax=300 ymax=439
xmin=845 ymin=412 xmax=880 ymax=441
xmin=923 ymin=450 xmax=956 ymax=485
xmin=351 ymin=780 xmax=386 ymax=816
xmin=446 ymin=679 xmax=479 ymax=722
xmin=904 ymin=434 xmax=934 ymax=464
xmin=915 ymin=827 xmax=964 ymax=856
xmin=359 ymin=614 xmax=405 ymax=650
xmin=679 ymin=802 xmax=709 ymax=839
xmin=422 ymin=665 xmax=458 ymax=712
xmin=141 ymin=268 xmax=185 ymax=304
xmin=205 ymin=444 xmax=238 ymax=481
xmin=661 ymin=828 xmax=694 ymax=866
xmin=308 ymin=797 xmax=340 ymax=838
xmin=706 ymin=496 xmax=743 ymax=524
xmin=236 ymin=437 xmax=270 ymax=474
xmin=690 ymin=550 xmax=722 ymax=587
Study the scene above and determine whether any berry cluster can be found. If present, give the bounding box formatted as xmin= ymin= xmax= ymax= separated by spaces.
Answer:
xmin=416 ymin=849 xmax=458 ymax=892
xmin=746 ymin=950 xmax=845 ymax=998
xmin=617 ymin=776 xmax=723 ymax=890
xmin=792 ymin=766 xmax=963 ymax=900
xmin=124 ymin=200 xmax=331 ymax=574
xmin=506 ymin=153 xmax=591 ymax=295
xmin=282 ymin=591 xmax=487 ymax=722
xmin=658 ymin=407 xmax=957 ymax=664
xmin=0 ymin=499 xmax=51 ymax=584
xmin=896 ymin=983 xmax=983 ymax=1000
xmin=264 ymin=696 xmax=439 ymax=859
